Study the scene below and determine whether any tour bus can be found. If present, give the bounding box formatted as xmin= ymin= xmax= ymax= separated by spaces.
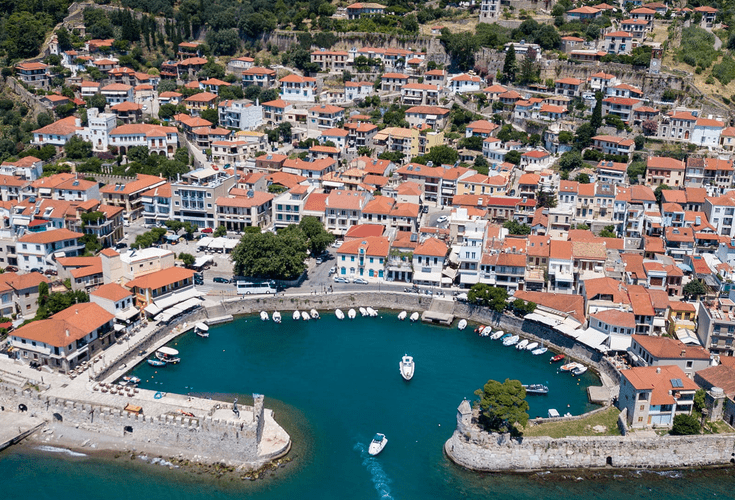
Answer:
xmin=236 ymin=280 xmax=276 ymax=295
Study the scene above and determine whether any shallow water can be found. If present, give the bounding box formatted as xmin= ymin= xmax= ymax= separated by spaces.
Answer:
xmin=4 ymin=311 xmax=729 ymax=499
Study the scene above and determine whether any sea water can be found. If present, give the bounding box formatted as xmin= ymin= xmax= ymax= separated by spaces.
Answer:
xmin=2 ymin=312 xmax=733 ymax=499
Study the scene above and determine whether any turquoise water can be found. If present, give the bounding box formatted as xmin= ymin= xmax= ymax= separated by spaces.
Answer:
xmin=2 ymin=312 xmax=734 ymax=499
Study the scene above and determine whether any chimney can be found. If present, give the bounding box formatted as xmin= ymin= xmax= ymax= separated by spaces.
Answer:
xmin=656 ymin=367 xmax=661 ymax=374
xmin=75 ymin=309 xmax=78 ymax=314
xmin=65 ymin=329 xmax=69 ymax=337
xmin=680 ymin=349 xmax=686 ymax=357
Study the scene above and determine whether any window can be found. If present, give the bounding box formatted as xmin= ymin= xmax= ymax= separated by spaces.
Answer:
xmin=638 ymin=417 xmax=643 ymax=423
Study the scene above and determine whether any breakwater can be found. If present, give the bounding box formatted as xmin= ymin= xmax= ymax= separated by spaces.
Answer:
xmin=445 ymin=403 xmax=735 ymax=471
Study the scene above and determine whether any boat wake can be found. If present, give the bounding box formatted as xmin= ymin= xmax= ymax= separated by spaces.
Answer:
xmin=35 ymin=446 xmax=87 ymax=457
xmin=354 ymin=442 xmax=395 ymax=500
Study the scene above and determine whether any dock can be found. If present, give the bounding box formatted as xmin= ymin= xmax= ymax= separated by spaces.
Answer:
xmin=421 ymin=311 xmax=454 ymax=325
xmin=0 ymin=412 xmax=45 ymax=451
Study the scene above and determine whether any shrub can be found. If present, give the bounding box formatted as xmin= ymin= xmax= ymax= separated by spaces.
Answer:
xmin=712 ymin=55 xmax=735 ymax=85
xmin=670 ymin=414 xmax=700 ymax=435
xmin=677 ymin=27 xmax=718 ymax=69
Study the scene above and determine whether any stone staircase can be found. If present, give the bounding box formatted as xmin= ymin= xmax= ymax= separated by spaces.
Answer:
xmin=0 ymin=369 xmax=27 ymax=388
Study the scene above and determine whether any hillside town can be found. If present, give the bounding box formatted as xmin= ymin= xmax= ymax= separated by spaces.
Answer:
xmin=3 ymin=0 xmax=735 ymax=445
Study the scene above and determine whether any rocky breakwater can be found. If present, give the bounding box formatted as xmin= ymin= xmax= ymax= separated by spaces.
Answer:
xmin=445 ymin=400 xmax=735 ymax=471
xmin=0 ymin=383 xmax=290 ymax=469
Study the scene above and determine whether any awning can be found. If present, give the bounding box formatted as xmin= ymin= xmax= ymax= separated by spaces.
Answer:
xmin=677 ymin=263 xmax=693 ymax=272
xmin=115 ymin=307 xmax=139 ymax=321
xmin=153 ymin=288 xmax=202 ymax=311
xmin=575 ymin=328 xmax=609 ymax=352
xmin=442 ymin=267 xmax=458 ymax=279
xmin=144 ymin=302 xmax=162 ymax=316
xmin=441 ymin=277 xmax=453 ymax=284
xmin=197 ymin=237 xmax=214 ymax=249
xmin=653 ymin=317 xmax=666 ymax=328
xmin=675 ymin=328 xmax=702 ymax=345
xmin=113 ymin=323 xmax=126 ymax=331
xmin=606 ymin=333 xmax=632 ymax=352
xmin=413 ymin=270 xmax=442 ymax=282
xmin=194 ymin=255 xmax=213 ymax=268
xmin=165 ymin=233 xmax=181 ymax=242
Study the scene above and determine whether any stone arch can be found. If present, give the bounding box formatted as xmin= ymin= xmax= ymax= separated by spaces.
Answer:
xmin=606 ymin=456 xmax=613 ymax=466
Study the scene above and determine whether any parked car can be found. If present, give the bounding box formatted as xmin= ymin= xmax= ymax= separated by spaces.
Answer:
xmin=353 ymin=278 xmax=369 ymax=285
xmin=4 ymin=265 xmax=18 ymax=272
xmin=29 ymin=268 xmax=41 ymax=273
xmin=315 ymin=258 xmax=323 ymax=264
xmin=43 ymin=269 xmax=58 ymax=276
xmin=201 ymin=227 xmax=214 ymax=234
xmin=436 ymin=215 xmax=448 ymax=224
xmin=115 ymin=242 xmax=128 ymax=250
xmin=422 ymin=205 xmax=429 ymax=214
xmin=213 ymin=276 xmax=230 ymax=284
xmin=333 ymin=276 xmax=349 ymax=283
xmin=194 ymin=278 xmax=204 ymax=285
xmin=329 ymin=266 xmax=337 ymax=275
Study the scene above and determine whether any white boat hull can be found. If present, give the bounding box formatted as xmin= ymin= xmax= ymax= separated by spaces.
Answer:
xmin=310 ymin=309 xmax=319 ymax=319
xmin=516 ymin=339 xmax=529 ymax=350
xmin=335 ymin=309 xmax=345 ymax=320
xmin=458 ymin=319 xmax=467 ymax=330
xmin=400 ymin=355 xmax=414 ymax=381
xmin=398 ymin=311 xmax=407 ymax=320
xmin=260 ymin=311 xmax=269 ymax=321
xmin=525 ymin=342 xmax=539 ymax=351
xmin=503 ymin=335 xmax=520 ymax=346
xmin=409 ymin=312 xmax=419 ymax=322
xmin=368 ymin=435 xmax=388 ymax=456
xmin=531 ymin=347 xmax=548 ymax=355
xmin=366 ymin=307 xmax=377 ymax=317
xmin=490 ymin=331 xmax=504 ymax=340
xmin=301 ymin=311 xmax=310 ymax=321
xmin=273 ymin=312 xmax=281 ymax=323
xmin=481 ymin=326 xmax=492 ymax=337
xmin=359 ymin=307 xmax=368 ymax=317
xmin=348 ymin=309 xmax=356 ymax=319
xmin=293 ymin=310 xmax=300 ymax=321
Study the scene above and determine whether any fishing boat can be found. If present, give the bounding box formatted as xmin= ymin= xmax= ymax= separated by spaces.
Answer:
xmin=503 ymin=335 xmax=520 ymax=346
xmin=458 ymin=319 xmax=467 ymax=330
xmin=301 ymin=311 xmax=310 ymax=321
xmin=147 ymin=358 xmax=166 ymax=367
xmin=525 ymin=342 xmax=539 ymax=351
xmin=155 ymin=347 xmax=180 ymax=364
xmin=359 ymin=307 xmax=368 ymax=317
xmin=515 ymin=339 xmax=529 ymax=350
xmin=348 ymin=308 xmax=357 ymax=319
xmin=490 ymin=330 xmax=504 ymax=340
xmin=409 ymin=312 xmax=419 ymax=322
xmin=293 ymin=310 xmax=300 ymax=321
xmin=560 ymin=362 xmax=582 ymax=372
xmin=532 ymin=346 xmax=548 ymax=356
xmin=273 ymin=311 xmax=282 ymax=324
xmin=571 ymin=365 xmax=588 ymax=376
xmin=474 ymin=324 xmax=486 ymax=334
xmin=499 ymin=333 xmax=512 ymax=342
xmin=310 ymin=309 xmax=319 ymax=319
xmin=260 ymin=311 xmax=269 ymax=321
xmin=398 ymin=311 xmax=407 ymax=321
xmin=122 ymin=376 xmax=141 ymax=385
xmin=368 ymin=433 xmax=388 ymax=456
xmin=399 ymin=354 xmax=415 ymax=381
xmin=335 ymin=309 xmax=345 ymax=320
xmin=366 ymin=307 xmax=378 ymax=317
xmin=195 ymin=322 xmax=209 ymax=338
xmin=522 ymin=384 xmax=549 ymax=395
xmin=550 ymin=354 xmax=565 ymax=363
xmin=481 ymin=326 xmax=493 ymax=337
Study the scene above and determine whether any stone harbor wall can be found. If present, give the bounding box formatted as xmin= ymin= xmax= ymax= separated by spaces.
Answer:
xmin=445 ymin=405 xmax=735 ymax=471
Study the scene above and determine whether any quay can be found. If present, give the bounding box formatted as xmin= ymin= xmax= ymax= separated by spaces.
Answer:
xmin=0 ymin=412 xmax=44 ymax=452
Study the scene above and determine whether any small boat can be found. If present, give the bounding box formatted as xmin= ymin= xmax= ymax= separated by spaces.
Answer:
xmin=293 ymin=310 xmax=300 ymax=321
xmin=560 ymin=362 xmax=582 ymax=372
xmin=458 ymin=319 xmax=467 ymax=330
xmin=503 ymin=335 xmax=520 ymax=346
xmin=273 ymin=311 xmax=282 ymax=324
xmin=481 ymin=326 xmax=493 ymax=337
xmin=409 ymin=312 xmax=419 ymax=322
xmin=474 ymin=324 xmax=486 ymax=334
xmin=368 ymin=433 xmax=388 ymax=456
xmin=155 ymin=347 xmax=180 ymax=364
xmin=515 ymin=339 xmax=529 ymax=350
xmin=359 ymin=307 xmax=368 ymax=317
xmin=260 ymin=311 xmax=269 ymax=321
xmin=525 ymin=342 xmax=539 ymax=351
xmin=310 ymin=309 xmax=319 ymax=319
xmin=348 ymin=309 xmax=357 ymax=319
xmin=335 ymin=309 xmax=345 ymax=320
xmin=147 ymin=358 xmax=166 ymax=367
xmin=550 ymin=354 xmax=565 ymax=363
xmin=399 ymin=354 xmax=415 ymax=381
xmin=571 ymin=365 xmax=588 ymax=376
xmin=366 ymin=307 xmax=378 ymax=317
xmin=195 ymin=322 xmax=209 ymax=338
xmin=499 ymin=333 xmax=512 ymax=342
xmin=122 ymin=376 xmax=141 ymax=385
xmin=301 ymin=311 xmax=310 ymax=321
xmin=398 ymin=311 xmax=407 ymax=321
xmin=490 ymin=331 xmax=504 ymax=340
xmin=522 ymin=384 xmax=549 ymax=395
xmin=548 ymin=409 xmax=560 ymax=418
xmin=532 ymin=347 xmax=548 ymax=356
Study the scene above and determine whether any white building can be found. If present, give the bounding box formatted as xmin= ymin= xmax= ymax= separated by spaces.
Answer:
xmin=280 ymin=74 xmax=317 ymax=102
xmin=17 ymin=228 xmax=85 ymax=271
xmin=78 ymin=108 xmax=116 ymax=152
xmin=691 ymin=118 xmax=725 ymax=148
xmin=217 ymin=99 xmax=264 ymax=131
xmin=448 ymin=74 xmax=483 ymax=94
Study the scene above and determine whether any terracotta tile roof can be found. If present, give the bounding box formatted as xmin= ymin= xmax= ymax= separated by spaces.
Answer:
xmin=1 ymin=272 xmax=48 ymax=291
xmin=125 ymin=267 xmax=194 ymax=291
xmin=337 ymin=235 xmax=390 ymax=257
xmin=12 ymin=302 xmax=114 ymax=347
xmin=406 ymin=106 xmax=450 ymax=115
xmin=397 ymin=181 xmax=422 ymax=196
xmin=101 ymin=174 xmax=165 ymax=195
xmin=584 ymin=277 xmax=629 ymax=303
xmin=100 ymin=248 xmax=119 ymax=258
xmin=696 ymin=364 xmax=735 ymax=398
xmin=216 ymin=191 xmax=274 ymax=208
xmin=514 ymin=290 xmax=585 ymax=323
xmin=279 ymin=74 xmax=316 ymax=83
xmin=592 ymin=309 xmax=635 ymax=328
xmin=101 ymin=83 xmax=132 ymax=92
xmin=303 ymin=192 xmax=328 ymax=212
xmin=665 ymin=226 xmax=694 ymax=242
xmin=627 ymin=284 xmax=655 ymax=316
xmin=622 ymin=365 xmax=698 ymax=405
xmin=141 ymin=183 xmax=172 ymax=199
xmin=414 ymin=238 xmax=447 ymax=257
xmin=344 ymin=224 xmax=384 ymax=239
xmin=571 ymin=241 xmax=606 ymax=260
xmin=184 ymin=91 xmax=217 ymax=103
xmin=33 ymin=116 xmax=81 ymax=136
xmin=18 ymin=228 xmax=82 ymax=244
xmin=309 ymin=104 xmax=345 ymax=114
xmin=549 ymin=240 xmax=572 ymax=260
xmin=325 ymin=190 xmax=369 ymax=210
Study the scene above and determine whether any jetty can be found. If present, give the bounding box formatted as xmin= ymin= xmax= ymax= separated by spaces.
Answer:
xmin=0 ymin=412 xmax=44 ymax=451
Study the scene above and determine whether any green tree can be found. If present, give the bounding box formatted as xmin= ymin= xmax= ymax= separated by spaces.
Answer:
xmin=214 ymin=225 xmax=227 ymax=237
xmin=502 ymin=44 xmax=516 ymax=83
xmin=132 ymin=227 xmax=167 ymax=249
xmin=693 ymin=388 xmax=706 ymax=416
xmin=504 ymin=219 xmax=531 ymax=236
xmin=505 ymin=150 xmax=521 ymax=165
xmin=179 ymin=252 xmax=195 ymax=267
xmin=65 ymin=136 xmax=92 ymax=159
xmin=467 ymin=283 xmax=508 ymax=312
xmin=683 ymin=279 xmax=707 ymax=298
xmin=654 ymin=184 xmax=670 ymax=205
xmin=413 ymin=145 xmax=459 ymax=167
xmin=590 ymin=93 xmax=603 ymax=130
xmin=474 ymin=378 xmax=529 ymax=434
xmin=88 ymin=93 xmax=107 ymax=112
xmin=599 ymin=225 xmax=617 ymax=238
xmin=576 ymin=173 xmax=590 ymax=184
xmin=670 ymin=413 xmax=700 ymax=435
xmin=627 ymin=161 xmax=646 ymax=184
xmin=634 ymin=135 xmax=645 ymax=150
xmin=558 ymin=150 xmax=584 ymax=172
xmin=299 ymin=216 xmax=334 ymax=255
xmin=536 ymin=189 xmax=557 ymax=209
xmin=231 ymin=231 xmax=308 ymax=280
xmin=201 ymin=108 xmax=219 ymax=127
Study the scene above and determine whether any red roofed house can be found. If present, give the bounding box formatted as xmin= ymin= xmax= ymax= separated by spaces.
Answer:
xmin=125 ymin=267 xmax=195 ymax=307
xmin=215 ymin=190 xmax=274 ymax=229
xmin=242 ymin=66 xmax=276 ymax=88
xmin=602 ymin=96 xmax=642 ymax=123
xmin=17 ymin=228 xmax=84 ymax=272
xmin=412 ymin=238 xmax=448 ymax=287
xmin=555 ymin=77 xmax=584 ymax=97
xmin=308 ymin=104 xmax=345 ymax=130
xmin=280 ymin=74 xmax=317 ymax=102
xmin=657 ymin=111 xmax=697 ymax=142
xmin=311 ymin=49 xmax=349 ymax=72
xmin=101 ymin=173 xmax=167 ymax=218
xmin=448 ymin=73 xmax=483 ymax=94
xmin=618 ymin=365 xmax=698 ymax=429
xmin=692 ymin=117 xmax=725 ymax=148
xmin=630 ymin=334 xmax=711 ymax=377
xmin=0 ymin=272 xmax=49 ymax=318
xmin=9 ymin=302 xmax=115 ymax=373
xmin=184 ymin=91 xmax=218 ymax=116
xmin=15 ymin=62 xmax=49 ymax=87
xmin=336 ymin=235 xmax=389 ymax=280
xmin=591 ymin=135 xmax=635 ymax=157
xmin=325 ymin=190 xmax=372 ymax=235
xmin=646 ymin=156 xmax=685 ymax=188
xmin=604 ymin=31 xmax=634 ymax=55
xmin=347 ymin=2 xmax=386 ymax=19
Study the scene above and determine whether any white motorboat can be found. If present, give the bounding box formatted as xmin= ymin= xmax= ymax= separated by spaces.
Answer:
xmin=525 ymin=342 xmax=539 ymax=351
xmin=481 ymin=326 xmax=493 ymax=337
xmin=398 ymin=311 xmax=407 ymax=321
xmin=348 ymin=308 xmax=357 ymax=319
xmin=260 ymin=311 xmax=269 ymax=321
xmin=273 ymin=311 xmax=281 ymax=324
xmin=523 ymin=384 xmax=549 ymax=395
xmin=335 ymin=309 xmax=345 ymax=320
xmin=515 ymin=339 xmax=529 ymax=350
xmin=368 ymin=433 xmax=388 ymax=456
xmin=310 ymin=309 xmax=319 ymax=319
xmin=503 ymin=335 xmax=520 ymax=346
xmin=293 ymin=310 xmax=300 ymax=321
xmin=195 ymin=322 xmax=209 ymax=338
xmin=458 ymin=319 xmax=467 ymax=330
xmin=490 ymin=330 xmax=504 ymax=340
xmin=571 ymin=365 xmax=588 ymax=376
xmin=531 ymin=346 xmax=548 ymax=356
xmin=366 ymin=307 xmax=378 ymax=317
xmin=399 ymin=354 xmax=414 ymax=381
xmin=301 ymin=311 xmax=310 ymax=321
xmin=155 ymin=347 xmax=180 ymax=364
xmin=560 ymin=362 xmax=582 ymax=372
xmin=359 ymin=307 xmax=368 ymax=317
xmin=409 ymin=312 xmax=419 ymax=322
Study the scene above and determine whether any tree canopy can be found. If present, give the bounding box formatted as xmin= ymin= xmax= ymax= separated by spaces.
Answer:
xmin=670 ymin=413 xmax=700 ymax=435
xmin=231 ymin=229 xmax=308 ymax=280
xmin=474 ymin=378 xmax=529 ymax=434
xmin=683 ymin=279 xmax=707 ymax=298
xmin=467 ymin=284 xmax=508 ymax=312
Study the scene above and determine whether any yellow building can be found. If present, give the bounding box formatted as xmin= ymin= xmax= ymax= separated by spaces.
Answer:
xmin=457 ymin=173 xmax=509 ymax=196
xmin=667 ymin=301 xmax=697 ymax=336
